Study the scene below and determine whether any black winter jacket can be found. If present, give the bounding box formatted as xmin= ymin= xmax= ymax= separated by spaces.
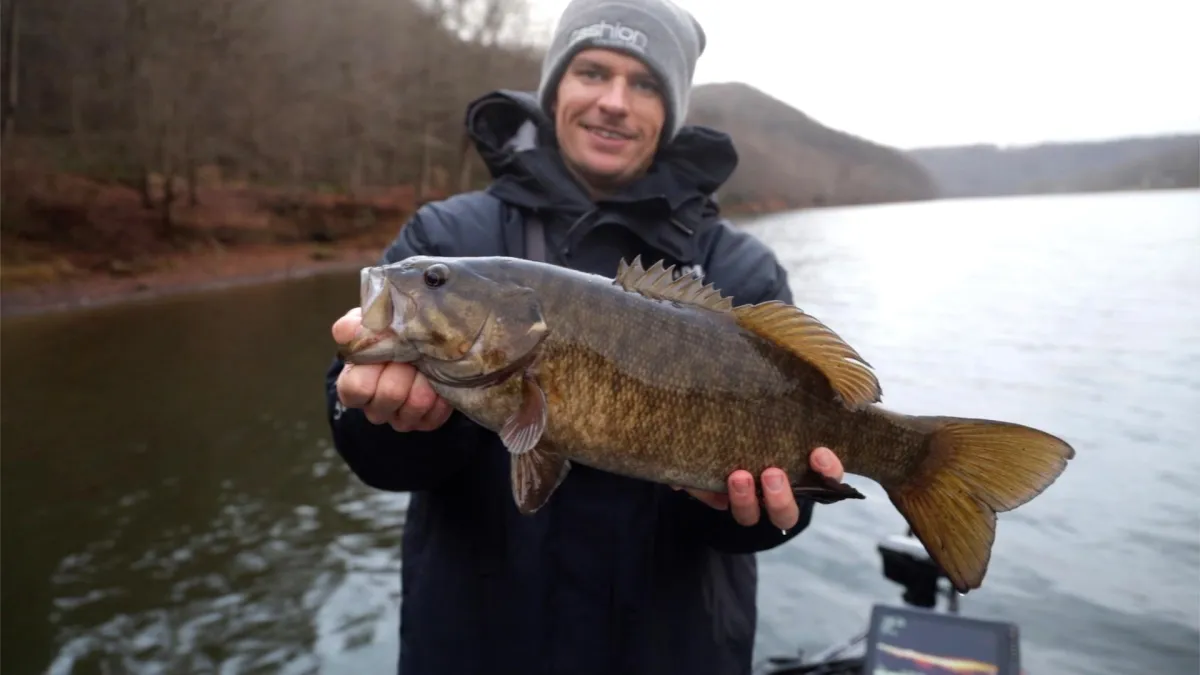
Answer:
xmin=324 ymin=90 xmax=817 ymax=675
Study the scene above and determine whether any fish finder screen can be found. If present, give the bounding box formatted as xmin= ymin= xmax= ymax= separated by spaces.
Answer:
xmin=862 ymin=604 xmax=1018 ymax=675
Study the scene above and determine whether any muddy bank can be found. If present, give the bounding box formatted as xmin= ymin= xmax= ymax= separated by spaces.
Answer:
xmin=1 ymin=242 xmax=381 ymax=319
xmin=0 ymin=165 xmax=418 ymax=319
xmin=0 ymin=166 xmax=788 ymax=320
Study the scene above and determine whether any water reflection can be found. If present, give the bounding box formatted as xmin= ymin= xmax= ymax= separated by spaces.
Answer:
xmin=2 ymin=278 xmax=408 ymax=674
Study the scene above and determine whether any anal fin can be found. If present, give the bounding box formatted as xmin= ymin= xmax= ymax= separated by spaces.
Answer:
xmin=789 ymin=470 xmax=867 ymax=505
xmin=511 ymin=444 xmax=571 ymax=514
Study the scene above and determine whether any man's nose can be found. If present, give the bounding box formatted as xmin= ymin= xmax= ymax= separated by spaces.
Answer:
xmin=596 ymin=80 xmax=630 ymax=115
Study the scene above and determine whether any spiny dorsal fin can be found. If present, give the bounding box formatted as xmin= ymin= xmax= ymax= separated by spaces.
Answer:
xmin=613 ymin=255 xmax=733 ymax=313
xmin=733 ymin=301 xmax=882 ymax=409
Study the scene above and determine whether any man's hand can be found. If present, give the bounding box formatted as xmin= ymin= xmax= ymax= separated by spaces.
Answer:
xmin=333 ymin=308 xmax=454 ymax=432
xmin=674 ymin=447 xmax=844 ymax=530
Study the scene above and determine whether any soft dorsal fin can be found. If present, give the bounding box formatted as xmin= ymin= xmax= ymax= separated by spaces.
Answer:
xmin=613 ymin=255 xmax=733 ymax=313
xmin=732 ymin=301 xmax=882 ymax=409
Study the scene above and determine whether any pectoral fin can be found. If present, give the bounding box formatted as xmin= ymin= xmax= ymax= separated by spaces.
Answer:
xmin=499 ymin=372 xmax=547 ymax=455
xmin=790 ymin=471 xmax=867 ymax=505
xmin=511 ymin=444 xmax=571 ymax=514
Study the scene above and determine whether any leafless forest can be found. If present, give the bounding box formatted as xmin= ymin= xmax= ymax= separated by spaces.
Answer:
xmin=2 ymin=0 xmax=546 ymax=203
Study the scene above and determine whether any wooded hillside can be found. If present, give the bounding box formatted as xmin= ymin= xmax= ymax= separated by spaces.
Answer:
xmin=1 ymin=0 xmax=935 ymax=290
xmin=2 ymin=0 xmax=543 ymax=199
xmin=687 ymin=82 xmax=937 ymax=210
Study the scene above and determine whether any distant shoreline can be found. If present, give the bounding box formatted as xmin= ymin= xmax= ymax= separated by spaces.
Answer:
xmin=6 ymin=187 xmax=1195 ymax=321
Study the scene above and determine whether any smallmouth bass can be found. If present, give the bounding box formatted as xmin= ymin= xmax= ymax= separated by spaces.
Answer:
xmin=339 ymin=254 xmax=1076 ymax=593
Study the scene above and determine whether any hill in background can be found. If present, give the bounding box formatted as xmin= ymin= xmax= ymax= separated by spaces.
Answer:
xmin=908 ymin=135 xmax=1200 ymax=198
xmin=686 ymin=82 xmax=937 ymax=211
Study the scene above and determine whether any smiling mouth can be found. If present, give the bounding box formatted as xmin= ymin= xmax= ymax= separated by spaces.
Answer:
xmin=583 ymin=123 xmax=634 ymax=141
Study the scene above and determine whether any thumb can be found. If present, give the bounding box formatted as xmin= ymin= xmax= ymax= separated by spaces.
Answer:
xmin=332 ymin=307 xmax=363 ymax=345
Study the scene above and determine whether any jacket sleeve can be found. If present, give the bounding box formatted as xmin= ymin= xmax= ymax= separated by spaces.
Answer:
xmin=323 ymin=206 xmax=485 ymax=492
xmin=672 ymin=227 xmax=819 ymax=554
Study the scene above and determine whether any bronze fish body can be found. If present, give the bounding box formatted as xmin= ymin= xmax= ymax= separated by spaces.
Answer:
xmin=341 ymin=254 xmax=1076 ymax=593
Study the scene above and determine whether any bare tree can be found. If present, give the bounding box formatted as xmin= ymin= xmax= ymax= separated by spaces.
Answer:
xmin=5 ymin=0 xmax=546 ymax=212
xmin=1 ymin=0 xmax=20 ymax=141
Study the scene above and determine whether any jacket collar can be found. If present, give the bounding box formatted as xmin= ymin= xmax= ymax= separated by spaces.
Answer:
xmin=463 ymin=90 xmax=737 ymax=260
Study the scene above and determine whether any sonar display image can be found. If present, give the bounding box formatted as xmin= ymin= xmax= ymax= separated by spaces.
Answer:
xmin=868 ymin=610 xmax=1006 ymax=675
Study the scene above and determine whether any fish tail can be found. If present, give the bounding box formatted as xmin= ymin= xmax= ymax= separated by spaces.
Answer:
xmin=883 ymin=415 xmax=1075 ymax=593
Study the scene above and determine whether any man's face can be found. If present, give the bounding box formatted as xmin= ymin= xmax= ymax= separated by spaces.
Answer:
xmin=552 ymin=48 xmax=666 ymax=194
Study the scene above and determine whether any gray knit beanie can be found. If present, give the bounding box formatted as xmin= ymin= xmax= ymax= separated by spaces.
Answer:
xmin=537 ymin=0 xmax=707 ymax=142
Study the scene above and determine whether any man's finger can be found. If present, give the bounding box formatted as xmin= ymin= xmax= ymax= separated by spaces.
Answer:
xmin=810 ymin=446 xmax=844 ymax=481
xmin=761 ymin=468 xmax=799 ymax=530
xmin=410 ymin=398 xmax=453 ymax=432
xmin=727 ymin=470 xmax=760 ymax=526
xmin=365 ymin=362 xmax=416 ymax=424
xmin=391 ymin=372 xmax=438 ymax=431
xmin=338 ymin=363 xmax=383 ymax=409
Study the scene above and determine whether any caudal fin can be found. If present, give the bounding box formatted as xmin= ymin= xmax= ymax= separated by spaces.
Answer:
xmin=884 ymin=417 xmax=1075 ymax=594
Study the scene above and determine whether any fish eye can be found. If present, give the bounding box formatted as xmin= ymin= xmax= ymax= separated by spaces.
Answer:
xmin=423 ymin=263 xmax=450 ymax=288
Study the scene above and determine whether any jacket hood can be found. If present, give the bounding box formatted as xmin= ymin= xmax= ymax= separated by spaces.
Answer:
xmin=462 ymin=89 xmax=738 ymax=220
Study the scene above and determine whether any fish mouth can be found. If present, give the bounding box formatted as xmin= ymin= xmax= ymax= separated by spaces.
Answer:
xmin=340 ymin=266 xmax=419 ymax=365
xmin=359 ymin=266 xmax=392 ymax=333
xmin=340 ymin=327 xmax=403 ymax=363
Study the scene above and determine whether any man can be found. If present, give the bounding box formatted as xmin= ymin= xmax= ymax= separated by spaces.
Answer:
xmin=324 ymin=0 xmax=846 ymax=673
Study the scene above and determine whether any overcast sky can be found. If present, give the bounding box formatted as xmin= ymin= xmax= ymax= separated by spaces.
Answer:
xmin=526 ymin=0 xmax=1200 ymax=149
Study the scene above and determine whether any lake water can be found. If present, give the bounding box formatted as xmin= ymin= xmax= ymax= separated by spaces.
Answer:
xmin=2 ymin=189 xmax=1198 ymax=675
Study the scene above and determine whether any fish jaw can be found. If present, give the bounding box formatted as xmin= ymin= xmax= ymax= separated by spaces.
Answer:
xmin=360 ymin=265 xmax=392 ymax=332
xmin=340 ymin=265 xmax=420 ymax=365
xmin=339 ymin=326 xmax=419 ymax=365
